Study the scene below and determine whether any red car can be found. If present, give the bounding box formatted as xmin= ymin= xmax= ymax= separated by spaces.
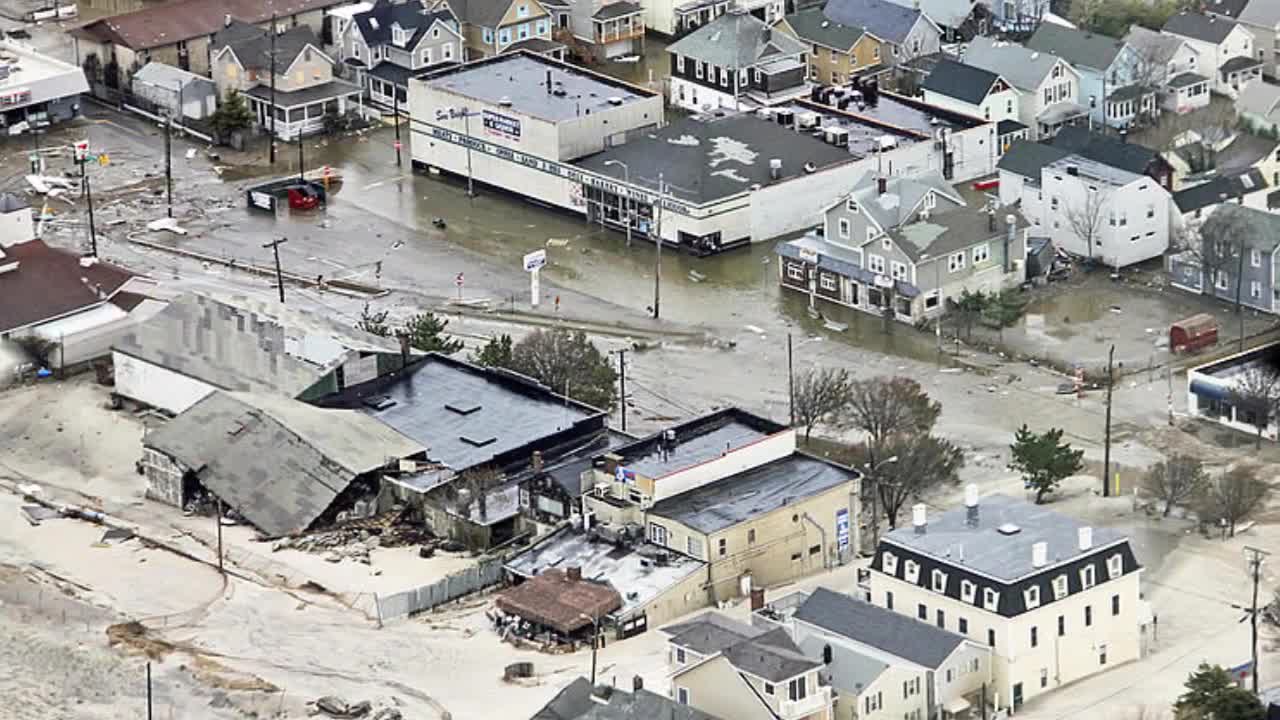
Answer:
xmin=287 ymin=186 xmax=321 ymax=210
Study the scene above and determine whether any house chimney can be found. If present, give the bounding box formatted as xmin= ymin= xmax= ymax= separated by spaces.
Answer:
xmin=633 ymin=675 xmax=644 ymax=692
xmin=1078 ymin=526 xmax=1093 ymax=551
xmin=877 ymin=176 xmax=887 ymax=195
xmin=912 ymin=503 xmax=927 ymax=534
xmin=750 ymin=587 xmax=766 ymax=611
xmin=567 ymin=566 xmax=582 ymax=581
xmin=1032 ymin=541 xmax=1048 ymax=568
xmin=224 ymin=13 xmax=232 ymax=26
xmin=964 ymin=483 xmax=979 ymax=527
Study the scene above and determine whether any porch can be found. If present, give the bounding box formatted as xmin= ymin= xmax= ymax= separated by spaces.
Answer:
xmin=1165 ymin=72 xmax=1210 ymax=115
xmin=244 ymin=80 xmax=361 ymax=140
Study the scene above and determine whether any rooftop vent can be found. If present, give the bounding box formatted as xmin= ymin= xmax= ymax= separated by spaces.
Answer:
xmin=362 ymin=395 xmax=397 ymax=411
xmin=607 ymin=96 xmax=623 ymax=105
xmin=498 ymin=96 xmax=513 ymax=107
xmin=1078 ymin=526 xmax=1093 ymax=550
xmin=460 ymin=434 xmax=497 ymax=447
xmin=996 ymin=523 xmax=1021 ymax=536
xmin=446 ymin=401 xmax=482 ymax=415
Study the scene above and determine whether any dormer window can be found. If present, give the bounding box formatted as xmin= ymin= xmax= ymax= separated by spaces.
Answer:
xmin=983 ymin=588 xmax=1000 ymax=612
xmin=1107 ymin=554 xmax=1123 ymax=580
xmin=392 ymin=22 xmax=408 ymax=46
xmin=931 ymin=569 xmax=948 ymax=593
xmin=924 ymin=191 xmax=936 ymax=209
xmin=1080 ymin=564 xmax=1096 ymax=589
xmin=1024 ymin=586 xmax=1041 ymax=609
xmin=847 ymin=198 xmax=859 ymax=213
xmin=960 ymin=580 xmax=976 ymax=604
xmin=882 ymin=551 xmax=898 ymax=575
xmin=904 ymin=560 xmax=920 ymax=584
xmin=1052 ymin=574 xmax=1068 ymax=600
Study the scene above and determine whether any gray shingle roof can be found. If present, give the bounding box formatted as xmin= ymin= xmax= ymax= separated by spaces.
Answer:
xmin=1173 ymin=168 xmax=1268 ymax=212
xmin=794 ymin=588 xmax=965 ymax=669
xmin=666 ymin=12 xmax=805 ymax=69
xmin=779 ymin=8 xmax=865 ymax=51
xmin=891 ymin=206 xmax=1028 ymax=262
xmin=797 ymin=635 xmax=888 ymax=693
xmin=996 ymin=139 xmax=1069 ymax=178
xmin=663 ymin=611 xmax=762 ymax=654
xmin=532 ymin=678 xmax=723 ymax=720
xmin=144 ymin=391 xmax=424 ymax=537
xmin=882 ymin=0 xmax=970 ymax=28
xmin=1025 ymin=23 xmax=1125 ymax=71
xmin=1163 ymin=12 xmax=1240 ymax=44
xmin=921 ymin=57 xmax=999 ymax=106
xmin=821 ymin=0 xmax=922 ymax=44
xmin=1236 ymin=78 xmax=1280 ymax=118
xmin=962 ymin=35 xmax=1066 ymax=92
xmin=722 ymin=627 xmax=820 ymax=683
xmin=214 ymin=20 xmax=324 ymax=72
xmin=1217 ymin=131 xmax=1280 ymax=173
xmin=1124 ymin=26 xmax=1186 ymax=68
xmin=446 ymin=0 xmax=517 ymax=29
xmin=593 ymin=0 xmax=641 ymax=20
xmin=844 ymin=169 xmax=965 ymax=233
xmin=1239 ymin=0 xmax=1280 ymax=27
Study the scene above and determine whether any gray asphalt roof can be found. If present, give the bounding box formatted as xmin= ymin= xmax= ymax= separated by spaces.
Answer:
xmin=722 ymin=627 xmax=820 ymax=683
xmin=663 ymin=611 xmax=762 ymax=654
xmin=1049 ymin=126 xmax=1162 ymax=176
xmin=353 ymin=355 xmax=602 ymax=472
xmin=214 ymin=20 xmax=322 ymax=71
xmin=892 ymin=207 xmax=1027 ymax=262
xmin=794 ymin=587 xmax=965 ymax=669
xmin=608 ymin=408 xmax=782 ymax=479
xmin=963 ymin=35 xmax=1066 ymax=93
xmin=532 ymin=678 xmax=723 ymax=720
xmin=1221 ymin=55 xmax=1263 ymax=73
xmin=420 ymin=53 xmax=654 ymax=122
xmin=447 ymin=0 xmax=516 ymax=28
xmin=1236 ymin=78 xmax=1280 ymax=117
xmin=883 ymin=0 xmax=969 ymax=28
xmin=665 ymin=12 xmax=805 ymax=69
xmin=648 ymin=453 xmax=856 ymax=534
xmin=1124 ymin=26 xmax=1185 ymax=68
xmin=245 ymin=79 xmax=361 ymax=108
xmin=996 ymin=139 xmax=1069 ymax=179
xmin=132 ymin=61 xmax=216 ymax=92
xmin=822 ymin=0 xmax=922 ymax=44
xmin=1025 ymin=23 xmax=1125 ymax=71
xmin=1239 ymin=0 xmax=1280 ymax=27
xmin=1167 ymin=71 xmax=1209 ymax=88
xmin=798 ymin=634 xmax=888 ymax=693
xmin=114 ymin=293 xmax=399 ymax=400
xmin=593 ymin=0 xmax=641 ymax=20
xmin=921 ymin=57 xmax=999 ymax=106
xmin=144 ymin=391 xmax=424 ymax=537
xmin=845 ymin=170 xmax=965 ymax=233
xmin=1217 ymin=131 xmax=1280 ymax=173
xmin=882 ymin=493 xmax=1128 ymax=581
xmin=1164 ymin=12 xmax=1240 ymax=44
xmin=1200 ymin=203 xmax=1280 ymax=252
xmin=779 ymin=8 xmax=865 ymax=51
xmin=1173 ymin=168 xmax=1268 ymax=212
xmin=576 ymin=113 xmax=858 ymax=205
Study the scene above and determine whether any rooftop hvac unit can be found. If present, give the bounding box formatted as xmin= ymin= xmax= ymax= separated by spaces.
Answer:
xmin=757 ymin=108 xmax=774 ymax=120
xmin=774 ymin=109 xmax=794 ymax=126
xmin=796 ymin=111 xmax=819 ymax=129
xmin=823 ymin=126 xmax=849 ymax=147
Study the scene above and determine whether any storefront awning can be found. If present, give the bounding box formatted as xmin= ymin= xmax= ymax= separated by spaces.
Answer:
xmin=1190 ymin=377 xmax=1230 ymax=401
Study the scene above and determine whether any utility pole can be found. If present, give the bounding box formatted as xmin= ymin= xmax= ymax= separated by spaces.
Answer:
xmin=164 ymin=112 xmax=173 ymax=218
xmin=84 ymin=168 xmax=97 ymax=258
xmin=1245 ymin=546 xmax=1269 ymax=694
xmin=393 ymin=89 xmax=402 ymax=167
xmin=652 ymin=171 xmax=663 ymax=319
xmin=269 ymin=14 xmax=278 ymax=165
xmin=215 ymin=499 xmax=224 ymax=574
xmin=617 ymin=349 xmax=627 ymax=432
xmin=1103 ymin=344 xmax=1115 ymax=497
xmin=146 ymin=662 xmax=153 ymax=720
xmin=263 ymin=237 xmax=288 ymax=303
xmin=297 ymin=131 xmax=305 ymax=181
xmin=787 ymin=332 xmax=795 ymax=425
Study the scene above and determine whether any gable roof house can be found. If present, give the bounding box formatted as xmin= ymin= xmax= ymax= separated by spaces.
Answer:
xmin=774 ymin=8 xmax=882 ymax=88
xmin=342 ymin=0 xmax=462 ymax=108
xmin=434 ymin=0 xmax=565 ymax=61
xmin=1124 ymin=26 xmax=1210 ymax=116
xmin=1026 ymin=23 xmax=1156 ymax=130
xmin=961 ymin=36 xmax=1085 ymax=139
xmin=883 ymin=0 xmax=987 ymax=43
xmin=920 ymin=58 xmax=1027 ymax=152
xmin=1237 ymin=78 xmax=1280 ymax=137
xmin=822 ymin=0 xmax=942 ymax=70
xmin=210 ymin=19 xmax=361 ymax=139
xmin=665 ymin=11 xmax=809 ymax=113
xmin=1169 ymin=203 xmax=1280 ymax=315
xmin=1161 ymin=12 xmax=1261 ymax=98
xmin=70 ymin=0 xmax=358 ymax=89
xmin=531 ymin=677 xmax=722 ymax=720
xmin=541 ymin=0 xmax=644 ymax=63
xmin=1206 ymin=0 xmax=1280 ymax=79
xmin=664 ymin=612 xmax=830 ymax=720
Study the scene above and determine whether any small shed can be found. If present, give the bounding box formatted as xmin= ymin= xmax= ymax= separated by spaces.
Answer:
xmin=497 ymin=567 xmax=622 ymax=637
xmin=131 ymin=62 xmax=218 ymax=121
xmin=1170 ymin=313 xmax=1218 ymax=354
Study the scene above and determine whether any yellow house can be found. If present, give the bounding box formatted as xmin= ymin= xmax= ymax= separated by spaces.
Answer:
xmin=434 ymin=0 xmax=565 ymax=59
xmin=775 ymin=8 xmax=884 ymax=86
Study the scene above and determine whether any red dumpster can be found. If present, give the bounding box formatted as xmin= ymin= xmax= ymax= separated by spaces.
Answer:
xmin=1170 ymin=313 xmax=1218 ymax=354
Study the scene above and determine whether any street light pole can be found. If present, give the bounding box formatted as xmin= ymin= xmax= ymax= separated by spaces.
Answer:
xmin=653 ymin=171 xmax=664 ymax=319
xmin=617 ymin=348 xmax=627 ymax=432
xmin=269 ymin=14 xmax=278 ymax=165
xmin=578 ymin=612 xmax=600 ymax=686
xmin=263 ymin=237 xmax=288 ymax=303
xmin=393 ymin=88 xmax=402 ymax=168
xmin=603 ymin=159 xmax=632 ymax=248
xmin=863 ymin=455 xmax=899 ymax=551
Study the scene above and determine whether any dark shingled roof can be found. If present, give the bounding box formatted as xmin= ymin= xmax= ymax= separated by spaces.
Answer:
xmin=352 ymin=0 xmax=456 ymax=50
xmin=531 ymin=678 xmax=722 ymax=720
xmin=592 ymin=0 xmax=641 ymax=20
xmin=1164 ymin=11 xmax=1240 ymax=44
xmin=1173 ymin=169 xmax=1268 ymax=213
xmin=0 ymin=240 xmax=134 ymax=334
xmin=1025 ymin=23 xmax=1125 ymax=71
xmin=1048 ymin=126 xmax=1161 ymax=176
xmin=447 ymin=0 xmax=523 ymax=29
xmin=996 ymin=139 xmax=1070 ymax=179
xmin=70 ymin=0 xmax=352 ymax=50
xmin=497 ymin=568 xmax=622 ymax=634
xmin=922 ymin=57 xmax=999 ymax=106
xmin=214 ymin=20 xmax=324 ymax=72
xmin=663 ymin=611 xmax=763 ymax=654
xmin=722 ymin=627 xmax=820 ymax=682
xmin=794 ymin=587 xmax=967 ymax=669
xmin=779 ymin=8 xmax=865 ymax=51
xmin=822 ymin=0 xmax=923 ymax=44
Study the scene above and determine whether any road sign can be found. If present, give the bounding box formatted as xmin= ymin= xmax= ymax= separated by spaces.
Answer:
xmin=836 ymin=508 xmax=850 ymax=550
xmin=455 ymin=272 xmax=464 ymax=287
xmin=73 ymin=140 xmax=89 ymax=162
xmin=523 ymin=249 xmax=547 ymax=272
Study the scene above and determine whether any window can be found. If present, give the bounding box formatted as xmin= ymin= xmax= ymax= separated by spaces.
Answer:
xmin=764 ymin=682 xmax=775 ymax=695
xmin=847 ymin=199 xmax=859 ymax=213
xmin=868 ymin=254 xmax=886 ymax=275
xmin=987 ymin=629 xmax=996 ymax=647
xmin=717 ymin=538 xmax=727 ymax=557
xmin=422 ymin=48 xmax=432 ymax=65
xmin=809 ymin=544 xmax=821 ymax=556
xmin=881 ymin=237 xmax=893 ymax=252
xmin=1085 ymin=605 xmax=1093 ymax=627
xmin=483 ymin=27 xmax=494 ymax=43
xmin=873 ymin=45 xmax=880 ymax=59
xmin=959 ymin=617 xmax=968 ymax=634
xmin=1249 ymin=280 xmax=1262 ymax=299
xmin=788 ymin=677 xmax=807 ymax=701
xmin=918 ymin=603 xmax=928 ymax=620
xmin=718 ymin=66 xmax=728 ymax=86
xmin=972 ymin=243 xmax=990 ymax=264
xmin=983 ymin=588 xmax=1000 ymax=612
xmin=867 ymin=227 xmax=877 ymax=241
xmin=838 ymin=218 xmax=851 ymax=238
xmin=1040 ymin=668 xmax=1048 ymax=688
xmin=961 ymin=580 xmax=976 ymax=603
xmin=536 ymin=19 xmax=547 ymax=35
xmin=443 ymin=43 xmax=453 ymax=59
xmin=948 ymin=252 xmax=966 ymax=272
xmin=891 ymin=261 xmax=908 ymax=282
xmin=1216 ymin=270 xmax=1230 ymax=291
xmin=1081 ymin=565 xmax=1096 ymax=589
xmin=786 ymin=264 xmax=805 ymax=282
xmin=499 ymin=27 xmax=511 ymax=43
xmin=517 ymin=22 xmax=530 ymax=39
xmin=904 ymin=560 xmax=920 ymax=583
xmin=1251 ymin=249 xmax=1263 ymax=268
xmin=676 ymin=687 xmax=690 ymax=705
xmin=433 ymin=26 xmax=440 ymax=38
xmin=1030 ymin=626 xmax=1038 ymax=648
xmin=695 ymin=61 xmax=704 ymax=79
xmin=791 ymin=552 xmax=802 ymax=562
xmin=675 ymin=647 xmax=686 ymax=664
xmin=1058 ymin=615 xmax=1065 ymax=636
xmin=1052 ymin=575 xmax=1068 ymax=600
xmin=865 ymin=692 xmax=883 ymax=714
xmin=1112 ymin=594 xmax=1120 ymax=616
xmin=820 ymin=274 xmax=837 ymax=291
xmin=748 ymin=528 xmax=756 ymax=544
xmin=517 ymin=2 xmax=529 ymax=15
xmin=931 ymin=569 xmax=948 ymax=593
xmin=686 ymin=536 xmax=702 ymax=558
xmin=882 ymin=551 xmax=898 ymax=575
xmin=1099 ymin=643 xmax=1108 ymax=665
xmin=1024 ymin=586 xmax=1041 ymax=609
xmin=649 ymin=523 xmax=667 ymax=545
xmin=1051 ymin=196 xmax=1060 ymax=211
xmin=886 ymin=591 xmax=894 ymax=610
xmin=936 ymin=609 xmax=945 ymax=629
xmin=676 ymin=55 xmax=685 ymax=73
xmin=1107 ymin=554 xmax=1123 ymax=579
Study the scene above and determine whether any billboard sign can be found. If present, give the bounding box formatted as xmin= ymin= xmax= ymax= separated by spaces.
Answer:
xmin=483 ymin=110 xmax=521 ymax=141
xmin=836 ymin=508 xmax=850 ymax=550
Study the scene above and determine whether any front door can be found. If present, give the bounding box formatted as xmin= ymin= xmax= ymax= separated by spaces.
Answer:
xmin=1012 ymin=682 xmax=1024 ymax=709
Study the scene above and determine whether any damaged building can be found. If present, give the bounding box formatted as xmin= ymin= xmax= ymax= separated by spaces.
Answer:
xmin=141 ymin=390 xmax=426 ymax=537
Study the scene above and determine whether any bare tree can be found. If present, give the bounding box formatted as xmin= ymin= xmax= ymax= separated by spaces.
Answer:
xmin=1197 ymin=465 xmax=1272 ymax=537
xmin=793 ymin=366 xmax=853 ymax=442
xmin=1142 ymin=454 xmax=1210 ymax=516
xmin=1229 ymin=366 xmax=1280 ymax=448
xmin=1064 ymin=188 xmax=1108 ymax=264
xmin=872 ymin=433 xmax=965 ymax=529
xmin=451 ymin=465 xmax=502 ymax=551
xmin=844 ymin=377 xmax=942 ymax=454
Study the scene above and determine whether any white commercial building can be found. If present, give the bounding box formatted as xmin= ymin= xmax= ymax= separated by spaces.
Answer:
xmin=1187 ymin=342 xmax=1280 ymax=442
xmin=0 ymin=39 xmax=89 ymax=133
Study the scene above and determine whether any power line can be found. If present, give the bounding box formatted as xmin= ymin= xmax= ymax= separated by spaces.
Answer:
xmin=626 ymin=378 xmax=698 ymax=416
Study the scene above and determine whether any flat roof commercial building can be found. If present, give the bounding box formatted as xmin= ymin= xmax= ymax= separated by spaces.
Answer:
xmin=0 ymin=40 xmax=90 ymax=133
xmin=1187 ymin=341 xmax=1280 ymax=442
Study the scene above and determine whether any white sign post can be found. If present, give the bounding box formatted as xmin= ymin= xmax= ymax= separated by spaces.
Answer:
xmin=523 ymin=249 xmax=547 ymax=308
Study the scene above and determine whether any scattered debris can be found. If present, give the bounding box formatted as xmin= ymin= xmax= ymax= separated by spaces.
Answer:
xmin=146 ymin=217 xmax=188 ymax=235
xmin=21 ymin=505 xmax=61 ymax=526
xmin=101 ymin=527 xmax=135 ymax=544
xmin=545 ymin=238 xmax=571 ymax=248
xmin=687 ymin=270 xmax=706 ymax=283
xmin=314 ymin=696 xmax=371 ymax=718
xmin=271 ymin=512 xmax=438 ymax=565
xmin=822 ymin=319 xmax=848 ymax=333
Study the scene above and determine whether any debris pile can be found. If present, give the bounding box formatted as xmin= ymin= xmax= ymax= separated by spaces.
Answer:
xmin=272 ymin=513 xmax=438 ymax=564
